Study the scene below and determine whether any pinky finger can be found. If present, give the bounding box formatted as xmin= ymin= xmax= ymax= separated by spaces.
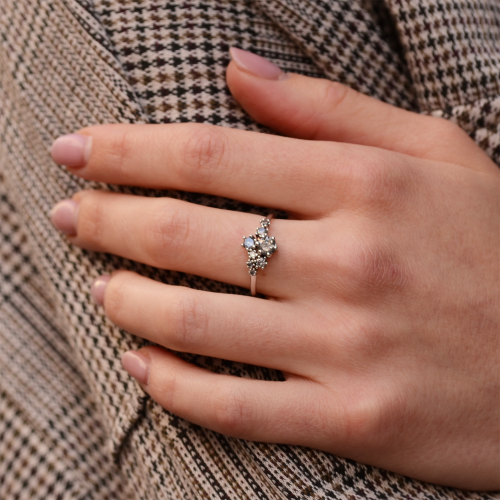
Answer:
xmin=122 ymin=346 xmax=322 ymax=443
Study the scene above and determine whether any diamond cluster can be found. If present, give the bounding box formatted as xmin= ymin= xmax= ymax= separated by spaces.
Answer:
xmin=242 ymin=218 xmax=278 ymax=276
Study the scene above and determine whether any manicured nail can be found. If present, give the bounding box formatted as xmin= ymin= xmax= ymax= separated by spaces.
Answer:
xmin=229 ymin=47 xmax=286 ymax=80
xmin=122 ymin=350 xmax=150 ymax=386
xmin=91 ymin=275 xmax=111 ymax=306
xmin=51 ymin=134 xmax=92 ymax=168
xmin=50 ymin=199 xmax=78 ymax=235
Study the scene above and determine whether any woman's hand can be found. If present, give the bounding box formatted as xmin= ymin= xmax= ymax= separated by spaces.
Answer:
xmin=50 ymin=49 xmax=500 ymax=490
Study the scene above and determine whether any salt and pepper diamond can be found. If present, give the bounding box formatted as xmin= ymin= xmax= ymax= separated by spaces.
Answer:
xmin=242 ymin=217 xmax=278 ymax=276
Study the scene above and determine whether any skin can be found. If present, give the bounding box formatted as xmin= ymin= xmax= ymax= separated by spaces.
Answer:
xmin=50 ymin=61 xmax=500 ymax=490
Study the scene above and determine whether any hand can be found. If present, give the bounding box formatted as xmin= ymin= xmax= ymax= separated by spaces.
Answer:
xmin=50 ymin=49 xmax=500 ymax=490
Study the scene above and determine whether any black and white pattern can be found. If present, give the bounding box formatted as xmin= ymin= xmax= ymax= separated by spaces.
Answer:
xmin=0 ymin=0 xmax=499 ymax=498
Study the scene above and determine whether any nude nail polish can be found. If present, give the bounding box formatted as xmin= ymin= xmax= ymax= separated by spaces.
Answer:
xmin=50 ymin=199 xmax=78 ymax=235
xmin=122 ymin=351 xmax=150 ymax=386
xmin=51 ymin=133 xmax=92 ymax=168
xmin=229 ymin=47 xmax=286 ymax=80
xmin=91 ymin=275 xmax=111 ymax=306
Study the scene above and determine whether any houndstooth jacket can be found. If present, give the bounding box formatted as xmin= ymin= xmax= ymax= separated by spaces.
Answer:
xmin=0 ymin=0 xmax=499 ymax=498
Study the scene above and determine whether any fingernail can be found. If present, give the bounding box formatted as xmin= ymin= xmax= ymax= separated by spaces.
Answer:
xmin=229 ymin=47 xmax=286 ymax=80
xmin=91 ymin=275 xmax=111 ymax=306
xmin=51 ymin=134 xmax=92 ymax=168
xmin=50 ymin=199 xmax=78 ymax=235
xmin=122 ymin=350 xmax=150 ymax=386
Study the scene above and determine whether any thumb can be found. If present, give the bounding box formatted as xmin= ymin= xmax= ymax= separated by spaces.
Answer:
xmin=226 ymin=48 xmax=494 ymax=172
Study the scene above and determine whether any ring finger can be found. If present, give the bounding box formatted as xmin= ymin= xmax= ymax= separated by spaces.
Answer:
xmin=51 ymin=190 xmax=314 ymax=297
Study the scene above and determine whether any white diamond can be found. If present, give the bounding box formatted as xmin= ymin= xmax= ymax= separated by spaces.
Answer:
xmin=260 ymin=238 xmax=273 ymax=253
xmin=249 ymin=251 xmax=258 ymax=259
xmin=257 ymin=228 xmax=266 ymax=236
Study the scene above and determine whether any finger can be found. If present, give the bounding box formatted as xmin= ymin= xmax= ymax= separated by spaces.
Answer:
xmin=51 ymin=121 xmax=399 ymax=216
xmin=122 ymin=346 xmax=332 ymax=445
xmin=57 ymin=190 xmax=306 ymax=298
xmin=54 ymin=188 xmax=411 ymax=300
xmin=226 ymin=48 xmax=496 ymax=172
xmin=100 ymin=271 xmax=313 ymax=372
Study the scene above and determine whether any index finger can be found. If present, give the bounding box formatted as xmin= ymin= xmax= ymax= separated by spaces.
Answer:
xmin=51 ymin=123 xmax=380 ymax=216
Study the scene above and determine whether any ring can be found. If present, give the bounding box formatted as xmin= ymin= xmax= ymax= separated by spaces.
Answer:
xmin=242 ymin=215 xmax=278 ymax=296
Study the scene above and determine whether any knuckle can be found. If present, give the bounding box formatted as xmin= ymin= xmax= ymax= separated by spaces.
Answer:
xmin=102 ymin=127 xmax=136 ymax=179
xmin=181 ymin=125 xmax=228 ymax=187
xmin=323 ymin=81 xmax=351 ymax=114
xmin=145 ymin=203 xmax=192 ymax=265
xmin=212 ymin=385 xmax=253 ymax=437
xmin=171 ymin=291 xmax=209 ymax=351
xmin=345 ymin=152 xmax=416 ymax=211
xmin=341 ymin=391 xmax=385 ymax=445
xmin=337 ymin=235 xmax=409 ymax=293
xmin=76 ymin=193 xmax=106 ymax=248
xmin=343 ymin=388 xmax=408 ymax=447
xmin=302 ymin=81 xmax=350 ymax=139
xmin=376 ymin=391 xmax=410 ymax=444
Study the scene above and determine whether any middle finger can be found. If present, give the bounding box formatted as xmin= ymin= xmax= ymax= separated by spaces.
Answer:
xmin=52 ymin=123 xmax=366 ymax=217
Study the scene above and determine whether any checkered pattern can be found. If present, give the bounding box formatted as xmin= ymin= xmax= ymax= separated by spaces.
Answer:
xmin=0 ymin=0 xmax=499 ymax=498
xmin=0 ymin=175 xmax=35 ymax=306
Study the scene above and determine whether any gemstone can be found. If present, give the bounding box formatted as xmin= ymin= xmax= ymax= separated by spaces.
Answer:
xmin=244 ymin=237 xmax=254 ymax=249
xmin=260 ymin=238 xmax=273 ymax=253
xmin=249 ymin=251 xmax=258 ymax=259
xmin=257 ymin=227 xmax=266 ymax=236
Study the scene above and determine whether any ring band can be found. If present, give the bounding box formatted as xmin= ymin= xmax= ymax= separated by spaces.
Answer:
xmin=242 ymin=215 xmax=278 ymax=296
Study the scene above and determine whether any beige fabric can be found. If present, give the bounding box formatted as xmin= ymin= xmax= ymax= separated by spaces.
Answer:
xmin=0 ymin=0 xmax=499 ymax=498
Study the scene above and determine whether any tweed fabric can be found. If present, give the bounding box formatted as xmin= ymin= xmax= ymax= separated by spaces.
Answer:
xmin=0 ymin=0 xmax=499 ymax=499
